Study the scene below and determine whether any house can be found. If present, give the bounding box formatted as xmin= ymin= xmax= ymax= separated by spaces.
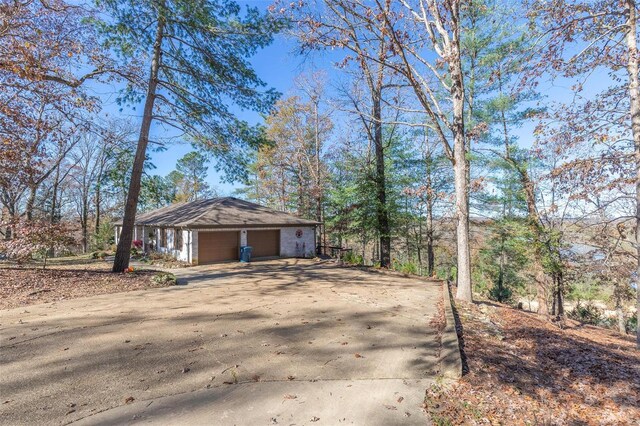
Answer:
xmin=114 ymin=197 xmax=319 ymax=264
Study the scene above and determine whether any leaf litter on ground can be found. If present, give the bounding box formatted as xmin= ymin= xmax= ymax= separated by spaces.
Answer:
xmin=425 ymin=298 xmax=640 ymax=425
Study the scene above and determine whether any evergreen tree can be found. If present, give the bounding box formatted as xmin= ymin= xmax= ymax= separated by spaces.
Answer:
xmin=175 ymin=151 xmax=213 ymax=201
xmin=95 ymin=0 xmax=283 ymax=272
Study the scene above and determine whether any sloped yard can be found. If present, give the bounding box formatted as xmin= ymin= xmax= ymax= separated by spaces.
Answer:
xmin=425 ymin=299 xmax=640 ymax=425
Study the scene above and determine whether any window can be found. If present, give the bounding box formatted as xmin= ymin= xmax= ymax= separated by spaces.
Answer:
xmin=160 ymin=228 xmax=167 ymax=248
xmin=175 ymin=229 xmax=183 ymax=250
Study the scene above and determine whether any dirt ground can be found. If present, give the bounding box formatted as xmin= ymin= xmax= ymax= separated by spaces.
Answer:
xmin=0 ymin=259 xmax=170 ymax=309
xmin=424 ymin=298 xmax=640 ymax=425
xmin=1 ymin=259 xmax=445 ymax=425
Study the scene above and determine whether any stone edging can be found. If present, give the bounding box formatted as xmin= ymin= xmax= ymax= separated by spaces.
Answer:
xmin=440 ymin=281 xmax=463 ymax=379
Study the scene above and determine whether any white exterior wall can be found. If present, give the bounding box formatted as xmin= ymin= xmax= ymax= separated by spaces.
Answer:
xmin=156 ymin=228 xmax=191 ymax=263
xmin=280 ymin=226 xmax=316 ymax=258
xmin=122 ymin=225 xmax=316 ymax=265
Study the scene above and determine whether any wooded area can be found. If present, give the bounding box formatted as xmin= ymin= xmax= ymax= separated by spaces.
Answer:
xmin=0 ymin=0 xmax=638 ymax=349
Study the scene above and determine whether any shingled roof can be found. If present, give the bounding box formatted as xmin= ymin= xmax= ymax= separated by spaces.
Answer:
xmin=118 ymin=197 xmax=320 ymax=228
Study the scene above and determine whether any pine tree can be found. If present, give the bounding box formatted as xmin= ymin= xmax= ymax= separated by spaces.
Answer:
xmin=95 ymin=0 xmax=283 ymax=272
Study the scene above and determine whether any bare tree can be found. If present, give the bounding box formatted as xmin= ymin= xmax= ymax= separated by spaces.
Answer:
xmin=292 ymin=0 xmax=397 ymax=267
xmin=529 ymin=0 xmax=640 ymax=344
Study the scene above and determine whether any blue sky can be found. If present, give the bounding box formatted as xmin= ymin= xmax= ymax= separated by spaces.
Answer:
xmin=148 ymin=34 xmax=304 ymax=195
xmin=92 ymin=28 xmax=305 ymax=195
xmin=86 ymin=1 xmax=615 ymax=198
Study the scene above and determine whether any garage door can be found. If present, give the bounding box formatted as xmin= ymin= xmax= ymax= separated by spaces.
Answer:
xmin=198 ymin=231 xmax=239 ymax=263
xmin=247 ymin=230 xmax=280 ymax=258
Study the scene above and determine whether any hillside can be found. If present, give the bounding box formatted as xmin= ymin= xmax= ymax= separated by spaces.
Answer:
xmin=425 ymin=297 xmax=640 ymax=425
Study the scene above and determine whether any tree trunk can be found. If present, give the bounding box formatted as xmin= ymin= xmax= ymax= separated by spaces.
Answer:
xmin=373 ymin=89 xmax=391 ymax=268
xmin=615 ymin=295 xmax=626 ymax=334
xmin=405 ymin=196 xmax=410 ymax=260
xmin=417 ymin=218 xmax=423 ymax=275
xmin=551 ymin=272 xmax=564 ymax=317
xmin=25 ymin=185 xmax=37 ymax=221
xmin=451 ymin=49 xmax=472 ymax=301
xmin=425 ymin=135 xmax=435 ymax=277
xmin=95 ymin=149 xmax=106 ymax=236
xmin=536 ymin=269 xmax=549 ymax=315
xmin=50 ymin=164 xmax=60 ymax=223
xmin=112 ymin=12 xmax=165 ymax=272
xmin=426 ymin=226 xmax=434 ymax=277
xmin=625 ymin=0 xmax=640 ymax=347
xmin=362 ymin=234 xmax=367 ymax=262
xmin=81 ymin=190 xmax=89 ymax=253
xmin=555 ymin=264 xmax=565 ymax=316
xmin=95 ymin=183 xmax=101 ymax=235
xmin=498 ymin=232 xmax=506 ymax=301
xmin=313 ymin=97 xmax=325 ymax=250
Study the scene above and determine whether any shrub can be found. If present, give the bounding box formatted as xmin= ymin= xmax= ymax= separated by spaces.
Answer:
xmin=342 ymin=251 xmax=363 ymax=265
xmin=568 ymin=302 xmax=604 ymax=325
xmin=92 ymin=222 xmax=114 ymax=251
xmin=627 ymin=312 xmax=637 ymax=335
xmin=151 ymin=272 xmax=177 ymax=286
xmin=91 ymin=251 xmax=108 ymax=260
xmin=392 ymin=260 xmax=418 ymax=275
xmin=139 ymin=252 xmax=189 ymax=268
xmin=132 ymin=239 xmax=143 ymax=249
xmin=488 ymin=284 xmax=513 ymax=303
xmin=0 ymin=219 xmax=76 ymax=268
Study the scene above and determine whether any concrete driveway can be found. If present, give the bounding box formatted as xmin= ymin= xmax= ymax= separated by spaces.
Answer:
xmin=1 ymin=259 xmax=443 ymax=425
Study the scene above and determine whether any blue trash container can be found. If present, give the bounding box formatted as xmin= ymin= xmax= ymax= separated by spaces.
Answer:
xmin=240 ymin=246 xmax=252 ymax=262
